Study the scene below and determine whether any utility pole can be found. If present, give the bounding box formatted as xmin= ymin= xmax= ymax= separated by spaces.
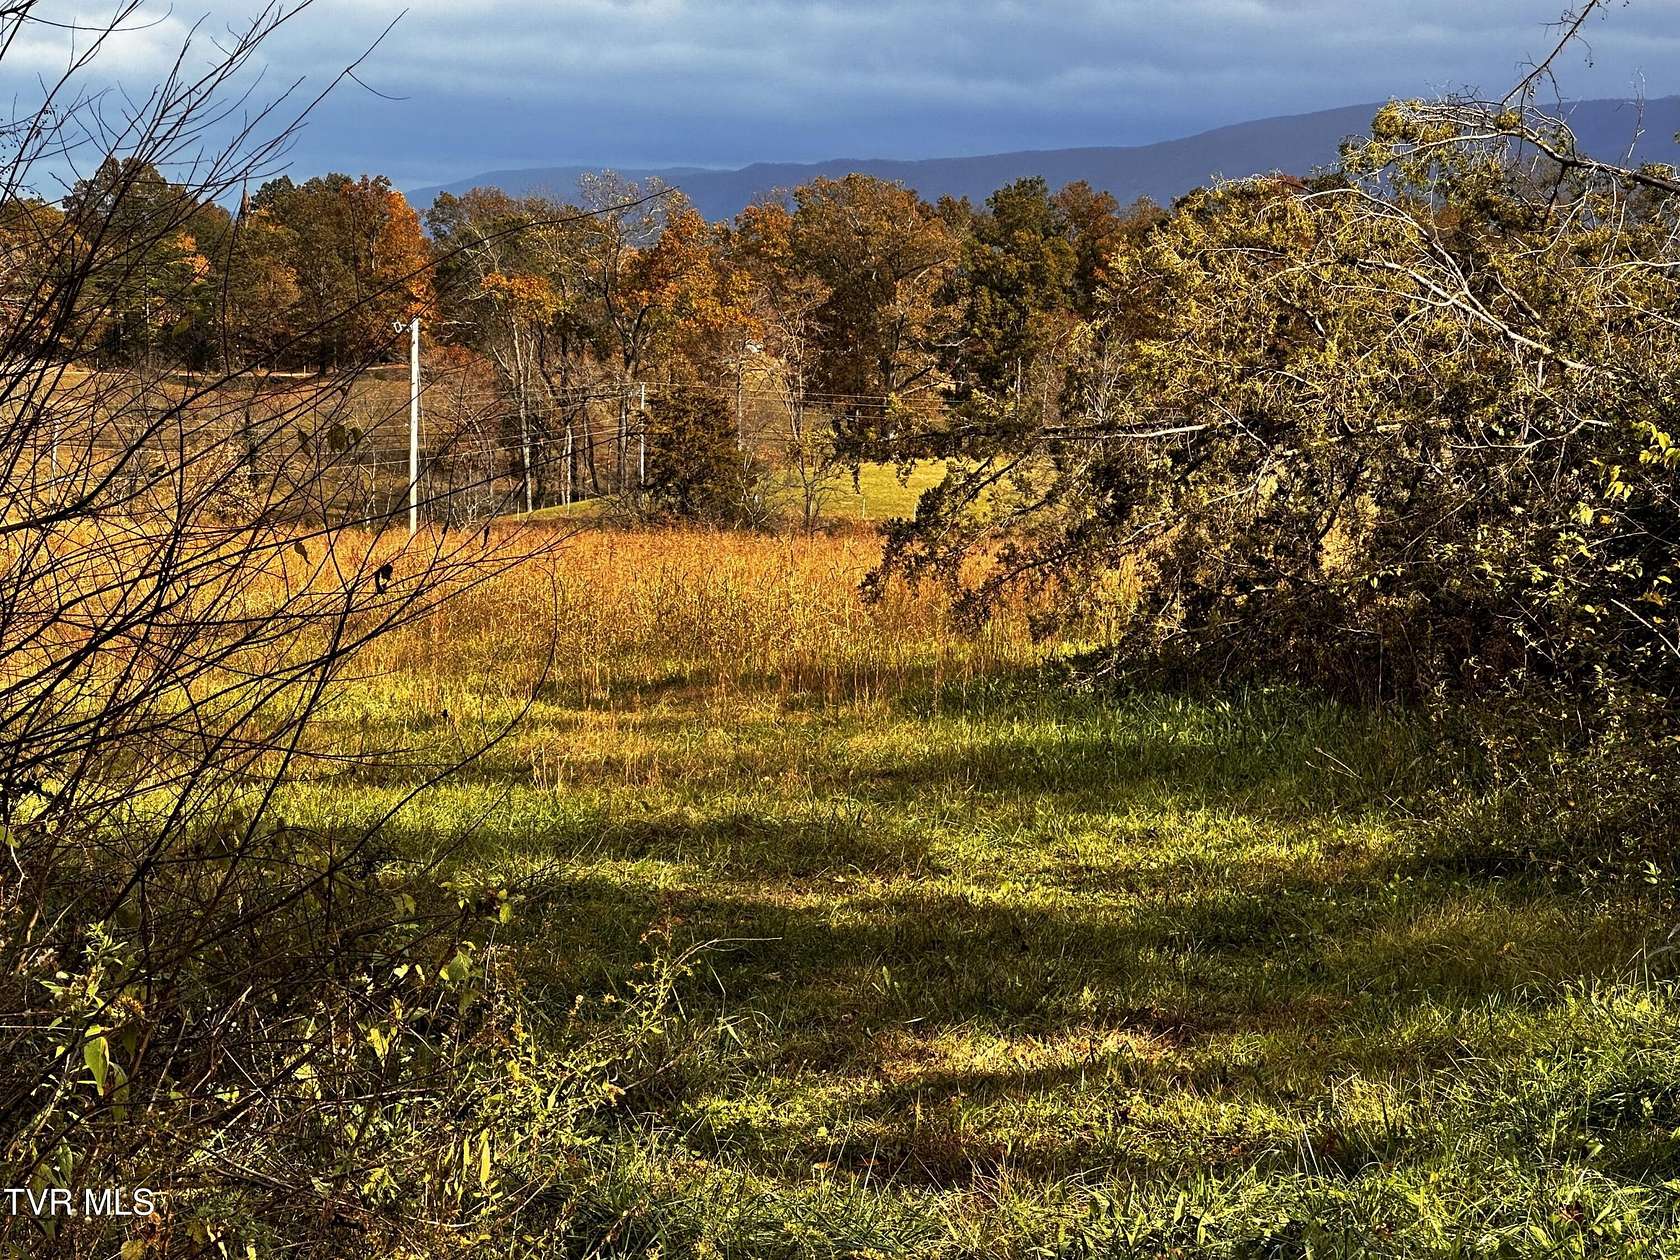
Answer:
xmin=398 ymin=315 xmax=420 ymax=538
xmin=563 ymin=420 xmax=574 ymax=506
xmin=638 ymin=382 xmax=646 ymax=488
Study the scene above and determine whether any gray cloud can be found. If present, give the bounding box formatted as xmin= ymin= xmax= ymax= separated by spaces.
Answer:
xmin=8 ymin=1 xmax=1677 ymax=187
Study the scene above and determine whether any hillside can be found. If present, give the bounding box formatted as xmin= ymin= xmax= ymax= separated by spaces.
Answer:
xmin=409 ymin=96 xmax=1680 ymax=217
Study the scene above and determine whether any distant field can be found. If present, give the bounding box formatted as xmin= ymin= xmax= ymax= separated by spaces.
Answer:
xmin=522 ymin=460 xmax=951 ymax=526
xmin=274 ymin=524 xmax=1680 ymax=1256
xmin=827 ymin=460 xmax=949 ymax=520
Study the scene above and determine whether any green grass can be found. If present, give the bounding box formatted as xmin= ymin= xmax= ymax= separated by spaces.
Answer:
xmin=288 ymin=656 xmax=1680 ymax=1256
xmin=515 ymin=461 xmax=949 ymax=525
xmin=823 ymin=460 xmax=948 ymax=521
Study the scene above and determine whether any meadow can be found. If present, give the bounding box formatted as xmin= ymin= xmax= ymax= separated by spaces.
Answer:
xmin=264 ymin=523 xmax=1680 ymax=1256
xmin=13 ymin=20 xmax=1680 ymax=1251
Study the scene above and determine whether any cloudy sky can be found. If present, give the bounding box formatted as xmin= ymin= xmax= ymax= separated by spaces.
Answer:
xmin=9 ymin=1 xmax=1678 ymax=189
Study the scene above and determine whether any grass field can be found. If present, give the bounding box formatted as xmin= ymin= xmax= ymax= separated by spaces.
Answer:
xmin=827 ymin=461 xmax=950 ymax=521
xmin=524 ymin=461 xmax=951 ymax=526
xmin=293 ymin=526 xmax=1680 ymax=1256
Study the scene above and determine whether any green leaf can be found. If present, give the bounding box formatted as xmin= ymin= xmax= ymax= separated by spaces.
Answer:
xmin=440 ymin=949 xmax=473 ymax=986
xmin=83 ymin=1032 xmax=109 ymax=1094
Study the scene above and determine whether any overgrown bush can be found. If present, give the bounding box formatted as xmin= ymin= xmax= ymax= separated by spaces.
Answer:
xmin=880 ymin=97 xmax=1680 ymax=712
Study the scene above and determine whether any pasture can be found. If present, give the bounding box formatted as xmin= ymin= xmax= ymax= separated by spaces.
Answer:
xmin=282 ymin=525 xmax=1680 ymax=1256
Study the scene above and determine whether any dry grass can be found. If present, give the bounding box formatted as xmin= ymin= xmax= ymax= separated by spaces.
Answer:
xmin=365 ymin=524 xmax=1043 ymax=707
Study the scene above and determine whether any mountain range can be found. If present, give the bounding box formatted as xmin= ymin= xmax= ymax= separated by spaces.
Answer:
xmin=408 ymin=97 xmax=1680 ymax=220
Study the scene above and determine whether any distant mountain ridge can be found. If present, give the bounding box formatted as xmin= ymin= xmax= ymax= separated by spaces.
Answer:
xmin=408 ymin=97 xmax=1680 ymax=221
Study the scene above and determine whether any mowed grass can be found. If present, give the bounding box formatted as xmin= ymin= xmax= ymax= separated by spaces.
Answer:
xmin=827 ymin=460 xmax=950 ymax=521
xmin=520 ymin=461 xmax=949 ymax=525
xmin=295 ymin=526 xmax=1680 ymax=1256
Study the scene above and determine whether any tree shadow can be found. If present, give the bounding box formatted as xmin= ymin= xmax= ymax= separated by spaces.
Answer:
xmin=385 ymin=687 xmax=1668 ymax=1191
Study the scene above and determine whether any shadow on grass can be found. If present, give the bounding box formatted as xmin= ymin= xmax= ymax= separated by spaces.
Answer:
xmin=492 ymin=856 xmax=1657 ymax=1186
xmin=491 ymin=847 xmax=1648 ymax=1043
xmin=372 ymin=684 xmax=1671 ymax=1191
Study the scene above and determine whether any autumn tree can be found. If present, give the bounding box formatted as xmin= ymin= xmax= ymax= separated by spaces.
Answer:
xmin=218 ymin=195 xmax=304 ymax=366
xmin=786 ymin=175 xmax=957 ymax=445
xmin=0 ymin=196 xmax=67 ymax=355
xmin=642 ymin=206 xmax=765 ymax=454
xmin=573 ymin=176 xmax=752 ymax=493
xmin=643 ymin=379 xmax=769 ymax=526
xmin=727 ymin=200 xmax=839 ymax=527
xmin=1053 ymin=182 xmax=1161 ymax=315
xmin=428 ymin=188 xmax=570 ymax=507
xmin=480 ymin=268 xmax=562 ymax=510
xmin=62 ymin=157 xmax=224 ymax=366
xmin=942 ymin=177 xmax=1078 ymax=427
xmin=255 ymin=173 xmax=432 ymax=370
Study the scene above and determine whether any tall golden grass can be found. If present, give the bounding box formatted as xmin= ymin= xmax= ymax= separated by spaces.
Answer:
xmin=368 ymin=524 xmax=1044 ymax=705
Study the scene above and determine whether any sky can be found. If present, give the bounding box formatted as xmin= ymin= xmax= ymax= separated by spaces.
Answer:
xmin=7 ymin=1 xmax=1679 ymax=190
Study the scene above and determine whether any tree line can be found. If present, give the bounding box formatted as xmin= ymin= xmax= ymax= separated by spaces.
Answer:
xmin=3 ymin=152 xmax=1165 ymax=521
xmin=1 ymin=158 xmax=432 ymax=371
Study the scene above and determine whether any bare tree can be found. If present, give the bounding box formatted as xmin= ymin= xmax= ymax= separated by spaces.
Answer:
xmin=0 ymin=5 xmax=611 ymax=1253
